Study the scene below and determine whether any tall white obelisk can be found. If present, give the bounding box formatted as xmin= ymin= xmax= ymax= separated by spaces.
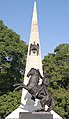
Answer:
xmin=5 ymin=1 xmax=62 ymax=119
xmin=20 ymin=0 xmax=43 ymax=111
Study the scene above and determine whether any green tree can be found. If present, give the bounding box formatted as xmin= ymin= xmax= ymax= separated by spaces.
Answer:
xmin=0 ymin=91 xmax=21 ymax=118
xmin=43 ymin=44 xmax=69 ymax=118
xmin=0 ymin=20 xmax=28 ymax=95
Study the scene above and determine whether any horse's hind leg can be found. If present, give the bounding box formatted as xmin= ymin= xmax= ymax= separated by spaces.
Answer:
xmin=34 ymin=108 xmax=45 ymax=112
xmin=39 ymin=98 xmax=45 ymax=111
xmin=47 ymin=98 xmax=55 ymax=112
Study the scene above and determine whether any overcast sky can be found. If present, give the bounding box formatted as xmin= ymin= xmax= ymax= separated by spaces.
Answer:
xmin=0 ymin=0 xmax=69 ymax=59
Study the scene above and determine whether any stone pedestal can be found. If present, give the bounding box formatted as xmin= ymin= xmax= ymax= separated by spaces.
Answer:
xmin=19 ymin=112 xmax=53 ymax=119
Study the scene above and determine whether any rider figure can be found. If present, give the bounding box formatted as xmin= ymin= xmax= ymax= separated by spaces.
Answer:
xmin=32 ymin=73 xmax=50 ymax=100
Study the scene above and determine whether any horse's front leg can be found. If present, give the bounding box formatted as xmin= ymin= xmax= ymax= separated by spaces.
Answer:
xmin=13 ymin=83 xmax=22 ymax=87
xmin=14 ymin=85 xmax=23 ymax=92
xmin=22 ymin=84 xmax=29 ymax=90
xmin=13 ymin=84 xmax=28 ymax=92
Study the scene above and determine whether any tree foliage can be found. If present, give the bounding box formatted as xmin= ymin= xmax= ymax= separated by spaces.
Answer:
xmin=0 ymin=21 xmax=69 ymax=118
xmin=0 ymin=91 xmax=21 ymax=118
xmin=0 ymin=20 xmax=28 ymax=95
xmin=43 ymin=44 xmax=69 ymax=118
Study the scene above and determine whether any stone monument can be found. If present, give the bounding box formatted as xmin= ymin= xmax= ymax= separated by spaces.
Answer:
xmin=5 ymin=1 xmax=63 ymax=119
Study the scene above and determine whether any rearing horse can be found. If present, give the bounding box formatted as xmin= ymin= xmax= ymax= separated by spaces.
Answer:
xmin=14 ymin=68 xmax=43 ymax=100
xmin=14 ymin=68 xmax=54 ymax=112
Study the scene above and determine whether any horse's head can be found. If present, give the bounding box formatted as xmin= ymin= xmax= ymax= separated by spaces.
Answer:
xmin=27 ymin=68 xmax=38 ymax=77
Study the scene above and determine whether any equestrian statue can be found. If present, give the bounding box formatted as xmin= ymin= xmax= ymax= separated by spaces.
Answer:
xmin=13 ymin=68 xmax=54 ymax=112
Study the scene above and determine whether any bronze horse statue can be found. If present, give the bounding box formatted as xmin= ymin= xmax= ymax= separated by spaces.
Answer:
xmin=14 ymin=68 xmax=54 ymax=112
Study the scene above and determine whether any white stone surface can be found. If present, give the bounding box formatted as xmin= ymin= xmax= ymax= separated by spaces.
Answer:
xmin=51 ymin=110 xmax=62 ymax=119
xmin=5 ymin=1 xmax=63 ymax=119
xmin=5 ymin=107 xmax=62 ymax=119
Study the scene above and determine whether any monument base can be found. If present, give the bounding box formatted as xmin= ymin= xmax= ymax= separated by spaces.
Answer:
xmin=19 ymin=112 xmax=53 ymax=119
xmin=5 ymin=105 xmax=63 ymax=119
